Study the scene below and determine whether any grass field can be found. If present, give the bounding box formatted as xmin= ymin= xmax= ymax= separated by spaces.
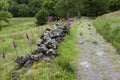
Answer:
xmin=94 ymin=11 xmax=120 ymax=51
xmin=0 ymin=17 xmax=80 ymax=80
xmin=0 ymin=18 xmax=36 ymax=35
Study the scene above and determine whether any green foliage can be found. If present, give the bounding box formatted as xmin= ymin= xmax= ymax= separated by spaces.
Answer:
xmin=29 ymin=0 xmax=43 ymax=16
xmin=94 ymin=11 xmax=120 ymax=50
xmin=36 ymin=9 xmax=49 ymax=25
xmin=0 ymin=11 xmax=12 ymax=23
xmin=17 ymin=4 xmax=30 ymax=17
xmin=81 ymin=0 xmax=109 ymax=16
xmin=8 ymin=0 xmax=43 ymax=17
xmin=8 ymin=1 xmax=19 ymax=17
xmin=7 ymin=0 xmax=120 ymax=17
xmin=12 ymin=0 xmax=30 ymax=4
xmin=43 ymin=0 xmax=57 ymax=17
xmin=55 ymin=0 xmax=81 ymax=18
xmin=0 ymin=0 xmax=9 ymax=11
xmin=109 ymin=0 xmax=120 ymax=12
xmin=0 ymin=0 xmax=12 ymax=30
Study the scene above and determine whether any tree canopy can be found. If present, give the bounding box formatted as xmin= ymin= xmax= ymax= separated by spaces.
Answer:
xmin=3 ymin=0 xmax=120 ymax=18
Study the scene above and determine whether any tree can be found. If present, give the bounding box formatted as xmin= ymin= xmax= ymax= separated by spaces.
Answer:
xmin=109 ymin=0 xmax=120 ymax=12
xmin=17 ymin=4 xmax=30 ymax=17
xmin=29 ymin=0 xmax=43 ymax=16
xmin=0 ymin=11 xmax=12 ymax=23
xmin=81 ymin=0 xmax=109 ymax=16
xmin=43 ymin=0 xmax=58 ymax=17
xmin=0 ymin=0 xmax=12 ymax=30
xmin=8 ymin=1 xmax=18 ymax=17
xmin=55 ymin=0 xmax=73 ymax=18
xmin=12 ymin=0 xmax=30 ymax=4
xmin=0 ymin=0 xmax=9 ymax=11
xmin=36 ymin=9 xmax=48 ymax=25
xmin=55 ymin=0 xmax=82 ymax=18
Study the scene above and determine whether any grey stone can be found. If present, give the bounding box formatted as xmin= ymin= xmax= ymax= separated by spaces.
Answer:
xmin=31 ymin=53 xmax=43 ymax=61
xmin=43 ymin=57 xmax=51 ymax=62
xmin=46 ymin=49 xmax=57 ymax=55
xmin=32 ymin=44 xmax=48 ymax=54
xmin=37 ymin=39 xmax=43 ymax=46
xmin=24 ymin=60 xmax=33 ymax=68
xmin=92 ymin=41 xmax=98 ymax=45
xmin=55 ymin=37 xmax=63 ymax=43
xmin=50 ymin=55 xmax=55 ymax=59
xmin=45 ymin=39 xmax=57 ymax=49
xmin=15 ymin=54 xmax=31 ymax=65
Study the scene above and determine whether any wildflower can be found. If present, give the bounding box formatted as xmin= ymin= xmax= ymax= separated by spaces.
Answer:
xmin=12 ymin=40 xmax=17 ymax=49
xmin=48 ymin=16 xmax=52 ymax=22
xmin=67 ymin=20 xmax=72 ymax=27
xmin=2 ymin=52 xmax=5 ymax=59
xmin=2 ymin=52 xmax=7 ymax=67
xmin=25 ymin=33 xmax=32 ymax=52
xmin=12 ymin=40 xmax=18 ymax=57
xmin=26 ymin=32 xmax=29 ymax=40
xmin=67 ymin=14 xmax=70 ymax=20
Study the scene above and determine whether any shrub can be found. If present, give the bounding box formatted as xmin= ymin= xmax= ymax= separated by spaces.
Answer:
xmin=35 ymin=9 xmax=48 ymax=25
xmin=0 ymin=11 xmax=13 ymax=30
xmin=17 ymin=4 xmax=30 ymax=17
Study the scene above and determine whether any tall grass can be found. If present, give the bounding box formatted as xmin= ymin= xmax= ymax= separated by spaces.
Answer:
xmin=94 ymin=11 xmax=120 ymax=50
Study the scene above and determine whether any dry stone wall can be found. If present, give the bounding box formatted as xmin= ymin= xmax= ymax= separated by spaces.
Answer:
xmin=15 ymin=23 xmax=69 ymax=69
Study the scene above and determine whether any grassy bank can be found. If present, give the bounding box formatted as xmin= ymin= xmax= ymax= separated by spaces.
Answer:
xmin=0 ymin=17 xmax=80 ymax=79
xmin=94 ymin=11 xmax=120 ymax=51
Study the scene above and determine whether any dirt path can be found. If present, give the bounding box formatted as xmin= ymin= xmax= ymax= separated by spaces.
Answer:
xmin=77 ymin=20 xmax=120 ymax=80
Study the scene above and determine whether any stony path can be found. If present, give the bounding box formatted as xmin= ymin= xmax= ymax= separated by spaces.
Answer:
xmin=77 ymin=20 xmax=120 ymax=80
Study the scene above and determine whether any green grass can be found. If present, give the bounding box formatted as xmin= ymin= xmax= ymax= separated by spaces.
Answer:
xmin=0 ymin=17 xmax=81 ymax=80
xmin=0 ymin=18 xmax=36 ymax=35
xmin=94 ymin=11 xmax=120 ymax=51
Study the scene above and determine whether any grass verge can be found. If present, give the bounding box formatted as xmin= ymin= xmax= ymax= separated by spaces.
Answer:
xmin=94 ymin=11 xmax=120 ymax=51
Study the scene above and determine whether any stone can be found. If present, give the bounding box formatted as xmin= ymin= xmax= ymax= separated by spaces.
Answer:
xmin=43 ymin=57 xmax=51 ymax=62
xmin=92 ymin=41 xmax=98 ymax=45
xmin=15 ymin=54 xmax=31 ymax=66
xmin=42 ymin=35 xmax=51 ymax=41
xmin=50 ymin=55 xmax=55 ymax=59
xmin=80 ymin=33 xmax=83 ymax=36
xmin=36 ymin=39 xmax=43 ymax=46
xmin=24 ymin=60 xmax=33 ymax=68
xmin=55 ymin=37 xmax=63 ymax=43
xmin=46 ymin=49 xmax=57 ymax=55
xmin=14 ymin=24 xmax=68 ymax=69
xmin=45 ymin=39 xmax=57 ymax=49
xmin=49 ymin=30 xmax=60 ymax=38
xmin=88 ymin=24 xmax=91 ymax=26
xmin=31 ymin=53 xmax=43 ymax=61
xmin=32 ymin=44 xmax=48 ymax=54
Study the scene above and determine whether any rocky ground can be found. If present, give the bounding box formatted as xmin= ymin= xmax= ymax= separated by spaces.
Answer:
xmin=77 ymin=20 xmax=120 ymax=80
